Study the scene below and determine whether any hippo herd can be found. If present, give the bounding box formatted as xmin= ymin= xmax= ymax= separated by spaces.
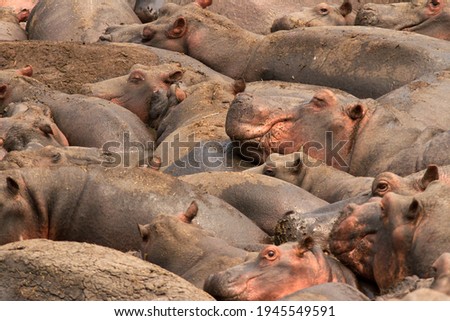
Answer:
xmin=0 ymin=0 xmax=450 ymax=302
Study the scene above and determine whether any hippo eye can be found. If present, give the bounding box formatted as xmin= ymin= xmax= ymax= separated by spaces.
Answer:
xmin=263 ymin=249 xmax=278 ymax=261
xmin=263 ymin=166 xmax=276 ymax=177
xmin=52 ymin=153 xmax=62 ymax=163
xmin=374 ymin=181 xmax=390 ymax=196
xmin=319 ymin=7 xmax=329 ymax=15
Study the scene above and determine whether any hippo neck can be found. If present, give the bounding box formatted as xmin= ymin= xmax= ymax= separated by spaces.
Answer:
xmin=21 ymin=167 xmax=88 ymax=240
xmin=325 ymin=255 xmax=358 ymax=287
xmin=184 ymin=13 xmax=264 ymax=79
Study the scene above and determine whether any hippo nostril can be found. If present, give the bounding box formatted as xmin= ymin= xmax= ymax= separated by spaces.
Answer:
xmin=142 ymin=26 xmax=156 ymax=41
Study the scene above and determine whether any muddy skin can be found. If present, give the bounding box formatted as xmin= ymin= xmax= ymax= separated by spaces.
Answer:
xmin=0 ymin=7 xmax=27 ymax=41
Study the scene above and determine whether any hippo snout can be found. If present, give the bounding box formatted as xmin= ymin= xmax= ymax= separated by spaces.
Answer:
xmin=142 ymin=26 xmax=156 ymax=41
xmin=203 ymin=270 xmax=243 ymax=300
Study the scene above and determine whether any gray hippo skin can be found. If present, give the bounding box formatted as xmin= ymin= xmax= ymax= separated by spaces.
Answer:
xmin=279 ymin=283 xmax=370 ymax=301
xmin=179 ymin=171 xmax=328 ymax=235
xmin=204 ymin=237 xmax=359 ymax=300
xmin=26 ymin=0 xmax=141 ymax=43
xmin=0 ymin=66 xmax=156 ymax=161
xmin=0 ymin=7 xmax=27 ymax=41
xmin=139 ymin=1 xmax=450 ymax=98
xmin=0 ymin=239 xmax=213 ymax=300
xmin=271 ymin=0 xmax=355 ymax=32
xmin=226 ymin=88 xmax=450 ymax=177
xmin=0 ymin=166 xmax=269 ymax=251
xmin=356 ymin=0 xmax=450 ymax=41
xmin=138 ymin=201 xmax=254 ymax=288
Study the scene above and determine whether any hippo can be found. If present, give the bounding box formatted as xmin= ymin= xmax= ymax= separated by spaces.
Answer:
xmin=226 ymin=88 xmax=450 ymax=177
xmin=245 ymin=152 xmax=373 ymax=203
xmin=330 ymin=165 xmax=449 ymax=281
xmin=355 ymin=0 xmax=450 ymax=41
xmin=0 ymin=7 xmax=27 ymax=41
xmin=430 ymin=252 xmax=450 ymax=295
xmin=373 ymin=181 xmax=450 ymax=291
xmin=179 ymin=171 xmax=328 ymax=235
xmin=203 ymin=237 xmax=360 ymax=300
xmin=0 ymin=0 xmax=37 ymax=21
xmin=0 ymin=144 xmax=159 ymax=170
xmin=0 ymin=165 xmax=269 ymax=252
xmin=279 ymin=283 xmax=370 ymax=301
xmin=0 ymin=102 xmax=68 ymax=156
xmin=81 ymin=63 xmax=185 ymax=125
xmin=136 ymin=0 xmax=450 ymax=98
xmin=26 ymin=0 xmax=141 ymax=43
xmin=0 ymin=66 xmax=156 ymax=163
xmin=271 ymin=0 xmax=355 ymax=32
xmin=138 ymin=201 xmax=255 ymax=288
xmin=133 ymin=0 xmax=164 ymax=22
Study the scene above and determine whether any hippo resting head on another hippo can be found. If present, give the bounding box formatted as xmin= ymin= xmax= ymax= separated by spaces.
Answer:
xmin=203 ymin=237 xmax=359 ymax=300
xmin=355 ymin=0 xmax=450 ymax=41
xmin=138 ymin=201 xmax=252 ymax=288
xmin=271 ymin=1 xmax=355 ymax=32
xmin=226 ymin=88 xmax=450 ymax=177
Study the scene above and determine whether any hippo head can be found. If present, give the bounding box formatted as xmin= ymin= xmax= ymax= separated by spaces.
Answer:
xmin=271 ymin=1 xmax=354 ymax=32
xmin=203 ymin=237 xmax=337 ymax=300
xmin=371 ymin=165 xmax=440 ymax=198
xmin=141 ymin=0 xmax=212 ymax=53
xmin=81 ymin=64 xmax=185 ymax=126
xmin=355 ymin=0 xmax=445 ymax=31
xmin=137 ymin=201 xmax=206 ymax=268
xmin=373 ymin=181 xmax=450 ymax=291
xmin=0 ymin=65 xmax=34 ymax=110
xmin=226 ymin=89 xmax=368 ymax=170
xmin=0 ymin=173 xmax=47 ymax=245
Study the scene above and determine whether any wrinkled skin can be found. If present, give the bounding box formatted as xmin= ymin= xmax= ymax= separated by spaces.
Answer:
xmin=227 ymin=88 xmax=450 ymax=176
xmin=245 ymin=152 xmax=373 ymax=203
xmin=81 ymin=63 xmax=185 ymax=125
xmin=271 ymin=1 xmax=355 ymax=32
xmin=0 ymin=166 xmax=269 ymax=251
xmin=356 ymin=0 xmax=450 ymax=41
xmin=179 ymin=171 xmax=328 ymax=235
xmin=203 ymin=237 xmax=359 ymax=300
xmin=0 ymin=102 xmax=68 ymax=156
xmin=138 ymin=201 xmax=253 ymax=288
xmin=330 ymin=165 xmax=448 ymax=281
xmin=26 ymin=0 xmax=141 ymax=43
xmin=134 ymin=0 xmax=164 ymax=22
xmin=0 ymin=7 xmax=27 ymax=40
xmin=0 ymin=0 xmax=37 ymax=21
xmin=137 ymin=0 xmax=450 ymax=98
xmin=373 ymin=181 xmax=450 ymax=291
xmin=0 ymin=66 xmax=156 ymax=164
xmin=430 ymin=253 xmax=450 ymax=295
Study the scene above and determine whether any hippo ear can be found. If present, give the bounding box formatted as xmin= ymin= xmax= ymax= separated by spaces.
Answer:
xmin=232 ymin=79 xmax=246 ymax=94
xmin=340 ymin=0 xmax=353 ymax=17
xmin=195 ymin=0 xmax=213 ymax=9
xmin=167 ymin=70 xmax=184 ymax=83
xmin=419 ymin=165 xmax=440 ymax=190
xmin=346 ymin=103 xmax=366 ymax=120
xmin=296 ymin=236 xmax=315 ymax=256
xmin=137 ymin=224 xmax=150 ymax=242
xmin=179 ymin=201 xmax=198 ymax=223
xmin=168 ymin=17 xmax=187 ymax=39
xmin=18 ymin=65 xmax=33 ymax=77
xmin=290 ymin=152 xmax=303 ymax=173
xmin=6 ymin=176 xmax=20 ymax=196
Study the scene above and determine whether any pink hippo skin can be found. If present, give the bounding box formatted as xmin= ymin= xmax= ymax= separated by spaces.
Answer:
xmin=356 ymin=0 xmax=450 ymax=41
xmin=203 ymin=237 xmax=360 ymax=300
xmin=0 ymin=7 xmax=27 ymax=40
